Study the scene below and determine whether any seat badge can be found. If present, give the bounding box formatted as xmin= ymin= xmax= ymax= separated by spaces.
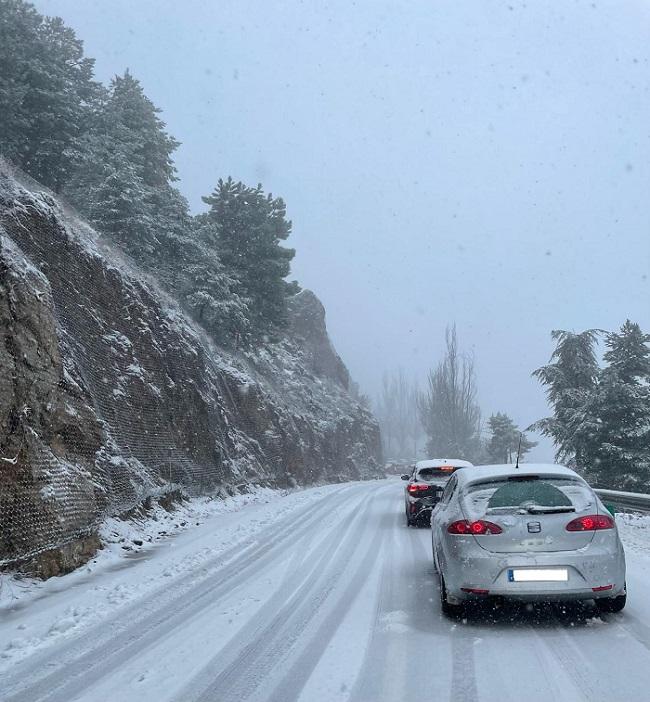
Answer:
xmin=527 ymin=521 xmax=542 ymax=533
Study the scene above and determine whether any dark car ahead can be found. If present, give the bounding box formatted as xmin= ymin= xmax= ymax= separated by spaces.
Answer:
xmin=402 ymin=458 xmax=474 ymax=526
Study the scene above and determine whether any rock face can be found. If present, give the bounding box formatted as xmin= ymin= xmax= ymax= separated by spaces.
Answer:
xmin=288 ymin=290 xmax=350 ymax=389
xmin=0 ymin=164 xmax=382 ymax=576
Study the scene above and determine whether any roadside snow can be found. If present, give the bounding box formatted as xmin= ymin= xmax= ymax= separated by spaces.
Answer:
xmin=0 ymin=487 xmax=280 ymax=610
xmin=617 ymin=512 xmax=650 ymax=558
xmin=0 ymin=483 xmax=344 ymax=671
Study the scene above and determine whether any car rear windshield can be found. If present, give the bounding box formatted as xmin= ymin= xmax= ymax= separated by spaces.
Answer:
xmin=417 ymin=467 xmax=456 ymax=481
xmin=461 ymin=476 xmax=595 ymax=517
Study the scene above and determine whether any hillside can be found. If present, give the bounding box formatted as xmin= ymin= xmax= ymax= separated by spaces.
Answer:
xmin=0 ymin=164 xmax=382 ymax=576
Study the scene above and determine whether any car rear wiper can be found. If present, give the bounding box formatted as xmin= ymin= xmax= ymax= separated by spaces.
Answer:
xmin=520 ymin=505 xmax=576 ymax=515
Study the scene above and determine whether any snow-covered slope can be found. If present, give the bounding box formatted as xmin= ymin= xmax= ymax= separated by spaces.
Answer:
xmin=0 ymin=163 xmax=382 ymax=576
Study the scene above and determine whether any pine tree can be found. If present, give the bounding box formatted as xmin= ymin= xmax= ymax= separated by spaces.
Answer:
xmin=533 ymin=324 xmax=650 ymax=490
xmin=587 ymin=321 xmax=650 ymax=489
xmin=0 ymin=0 xmax=39 ymax=165
xmin=486 ymin=412 xmax=536 ymax=464
xmin=106 ymin=71 xmax=179 ymax=189
xmin=603 ymin=320 xmax=650 ymax=383
xmin=532 ymin=329 xmax=601 ymax=466
xmin=202 ymin=178 xmax=297 ymax=335
xmin=179 ymin=214 xmax=251 ymax=344
xmin=0 ymin=0 xmax=99 ymax=191
xmin=64 ymin=71 xmax=182 ymax=260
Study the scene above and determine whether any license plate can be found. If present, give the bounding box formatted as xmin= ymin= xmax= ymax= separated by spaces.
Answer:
xmin=508 ymin=568 xmax=568 ymax=582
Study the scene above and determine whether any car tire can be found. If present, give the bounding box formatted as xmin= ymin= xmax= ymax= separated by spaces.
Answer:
xmin=405 ymin=510 xmax=414 ymax=527
xmin=440 ymin=575 xmax=463 ymax=618
xmin=596 ymin=591 xmax=627 ymax=614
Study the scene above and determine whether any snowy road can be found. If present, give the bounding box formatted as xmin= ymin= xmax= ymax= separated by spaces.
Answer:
xmin=2 ymin=479 xmax=650 ymax=702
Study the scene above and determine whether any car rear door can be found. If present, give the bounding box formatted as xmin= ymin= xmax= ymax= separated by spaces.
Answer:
xmin=460 ymin=475 xmax=600 ymax=553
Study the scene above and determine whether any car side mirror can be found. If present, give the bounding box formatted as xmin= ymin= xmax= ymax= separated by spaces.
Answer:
xmin=401 ymin=474 xmax=410 ymax=481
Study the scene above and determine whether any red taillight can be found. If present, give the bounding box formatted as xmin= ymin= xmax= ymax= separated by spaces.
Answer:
xmin=447 ymin=520 xmax=503 ymax=535
xmin=407 ymin=483 xmax=429 ymax=494
xmin=461 ymin=587 xmax=490 ymax=595
xmin=566 ymin=514 xmax=615 ymax=531
xmin=592 ymin=585 xmax=613 ymax=592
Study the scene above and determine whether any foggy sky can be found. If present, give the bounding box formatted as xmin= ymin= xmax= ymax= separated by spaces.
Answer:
xmin=34 ymin=0 xmax=650 ymax=460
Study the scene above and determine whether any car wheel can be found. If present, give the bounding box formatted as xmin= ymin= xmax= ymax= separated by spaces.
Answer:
xmin=440 ymin=575 xmax=463 ymax=618
xmin=405 ymin=510 xmax=414 ymax=527
xmin=596 ymin=591 xmax=627 ymax=614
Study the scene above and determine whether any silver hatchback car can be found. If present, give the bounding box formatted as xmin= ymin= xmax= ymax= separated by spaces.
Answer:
xmin=431 ymin=464 xmax=627 ymax=616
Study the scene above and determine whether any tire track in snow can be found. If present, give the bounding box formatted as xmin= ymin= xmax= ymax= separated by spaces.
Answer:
xmin=347 ymin=506 xmax=403 ymax=702
xmin=264 ymin=493 xmax=392 ymax=702
xmin=410 ymin=521 xmax=479 ymax=702
xmin=350 ymin=505 xmax=445 ymax=702
xmin=1 ymin=485 xmax=358 ymax=702
xmin=406 ymin=521 xmax=478 ymax=702
xmin=449 ymin=625 xmax=479 ymax=702
xmin=536 ymin=609 xmax=650 ymax=701
xmin=173 ymin=485 xmax=375 ymax=701
xmin=405 ymin=524 xmax=456 ymax=702
xmin=533 ymin=619 xmax=598 ymax=701
xmin=187 ymin=488 xmax=382 ymax=702
xmin=600 ymin=612 xmax=650 ymax=653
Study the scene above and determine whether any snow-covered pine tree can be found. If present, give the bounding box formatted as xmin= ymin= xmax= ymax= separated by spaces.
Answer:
xmin=64 ymin=71 xmax=183 ymax=262
xmin=179 ymin=214 xmax=251 ymax=345
xmin=486 ymin=412 xmax=536 ymax=464
xmin=147 ymin=184 xmax=194 ymax=282
xmin=0 ymin=0 xmax=99 ymax=191
xmin=107 ymin=71 xmax=179 ymax=189
xmin=532 ymin=329 xmax=601 ymax=468
xmin=73 ymin=141 xmax=153 ymax=248
xmin=587 ymin=321 xmax=650 ymax=490
xmin=202 ymin=178 xmax=297 ymax=336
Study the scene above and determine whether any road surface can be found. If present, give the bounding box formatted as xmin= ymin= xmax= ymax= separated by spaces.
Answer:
xmin=2 ymin=479 xmax=650 ymax=702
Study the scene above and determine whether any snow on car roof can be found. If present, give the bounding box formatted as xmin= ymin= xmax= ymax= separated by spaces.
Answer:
xmin=415 ymin=458 xmax=474 ymax=469
xmin=456 ymin=463 xmax=583 ymax=486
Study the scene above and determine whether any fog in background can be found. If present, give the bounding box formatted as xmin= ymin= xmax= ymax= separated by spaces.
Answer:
xmin=34 ymin=0 xmax=650 ymax=460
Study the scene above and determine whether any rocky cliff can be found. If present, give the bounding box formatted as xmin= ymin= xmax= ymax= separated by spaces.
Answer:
xmin=0 ymin=164 xmax=382 ymax=576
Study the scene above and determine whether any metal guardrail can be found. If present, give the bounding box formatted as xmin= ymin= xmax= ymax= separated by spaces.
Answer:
xmin=595 ymin=489 xmax=650 ymax=515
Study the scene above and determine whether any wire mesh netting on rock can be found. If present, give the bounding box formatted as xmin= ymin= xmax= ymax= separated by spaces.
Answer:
xmin=0 ymin=166 xmax=381 ymax=573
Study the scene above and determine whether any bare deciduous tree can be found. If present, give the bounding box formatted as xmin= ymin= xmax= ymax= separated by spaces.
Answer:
xmin=375 ymin=369 xmax=422 ymax=459
xmin=417 ymin=324 xmax=481 ymax=461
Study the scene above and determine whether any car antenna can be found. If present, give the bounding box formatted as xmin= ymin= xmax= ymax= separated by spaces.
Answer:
xmin=514 ymin=433 xmax=523 ymax=469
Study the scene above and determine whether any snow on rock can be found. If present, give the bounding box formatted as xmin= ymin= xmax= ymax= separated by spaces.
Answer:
xmin=0 ymin=163 xmax=382 ymax=577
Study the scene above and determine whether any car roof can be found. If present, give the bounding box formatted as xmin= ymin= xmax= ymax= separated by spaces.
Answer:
xmin=455 ymin=463 xmax=584 ymax=487
xmin=415 ymin=458 xmax=474 ymax=469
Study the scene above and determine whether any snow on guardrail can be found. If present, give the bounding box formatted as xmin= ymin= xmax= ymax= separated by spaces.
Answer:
xmin=595 ymin=489 xmax=650 ymax=514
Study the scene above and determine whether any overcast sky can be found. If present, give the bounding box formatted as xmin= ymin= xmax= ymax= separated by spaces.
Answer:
xmin=35 ymin=0 xmax=650 ymax=459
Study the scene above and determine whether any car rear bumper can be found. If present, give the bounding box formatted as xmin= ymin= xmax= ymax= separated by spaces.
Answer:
xmin=407 ymin=496 xmax=439 ymax=518
xmin=441 ymin=540 xmax=626 ymax=602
